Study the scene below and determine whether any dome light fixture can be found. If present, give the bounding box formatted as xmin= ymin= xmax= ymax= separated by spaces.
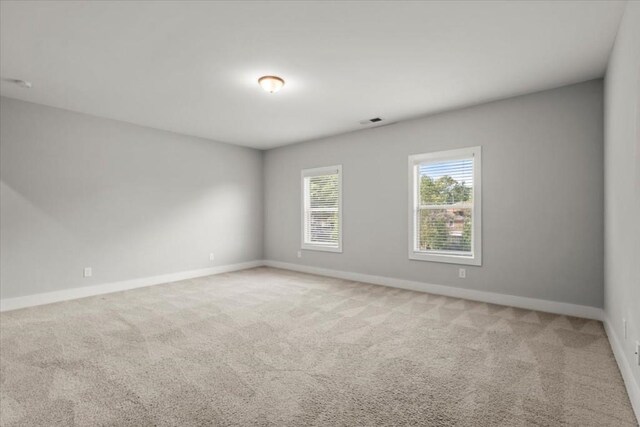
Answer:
xmin=258 ymin=75 xmax=285 ymax=93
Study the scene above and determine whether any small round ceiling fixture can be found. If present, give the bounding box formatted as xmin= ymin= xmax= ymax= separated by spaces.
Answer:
xmin=258 ymin=75 xmax=285 ymax=93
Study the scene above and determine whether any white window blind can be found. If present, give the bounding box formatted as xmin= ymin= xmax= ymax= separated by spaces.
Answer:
xmin=409 ymin=147 xmax=481 ymax=265
xmin=302 ymin=165 xmax=342 ymax=252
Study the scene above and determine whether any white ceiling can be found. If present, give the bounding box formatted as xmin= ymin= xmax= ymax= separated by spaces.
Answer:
xmin=0 ymin=1 xmax=626 ymax=149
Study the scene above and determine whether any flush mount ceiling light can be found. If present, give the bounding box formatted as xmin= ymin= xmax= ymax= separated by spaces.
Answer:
xmin=258 ymin=75 xmax=285 ymax=93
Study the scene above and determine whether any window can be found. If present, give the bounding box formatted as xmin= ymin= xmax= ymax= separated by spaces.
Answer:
xmin=302 ymin=165 xmax=342 ymax=252
xmin=409 ymin=147 xmax=481 ymax=265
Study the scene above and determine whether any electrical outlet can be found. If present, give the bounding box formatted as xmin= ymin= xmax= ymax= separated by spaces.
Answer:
xmin=636 ymin=341 xmax=640 ymax=366
xmin=297 ymin=251 xmax=302 ymax=258
xmin=623 ymin=318 xmax=627 ymax=339
xmin=83 ymin=267 xmax=92 ymax=278
xmin=458 ymin=268 xmax=466 ymax=279
xmin=209 ymin=253 xmax=215 ymax=261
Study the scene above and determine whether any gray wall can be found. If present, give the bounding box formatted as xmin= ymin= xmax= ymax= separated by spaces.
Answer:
xmin=0 ymin=97 xmax=263 ymax=299
xmin=264 ymin=80 xmax=604 ymax=308
xmin=604 ymin=1 xmax=640 ymax=397
xmin=0 ymin=81 xmax=609 ymax=310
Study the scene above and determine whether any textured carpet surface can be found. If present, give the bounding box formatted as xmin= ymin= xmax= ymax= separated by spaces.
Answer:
xmin=0 ymin=267 xmax=636 ymax=426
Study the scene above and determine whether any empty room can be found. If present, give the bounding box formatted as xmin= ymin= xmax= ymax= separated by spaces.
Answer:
xmin=1 ymin=0 xmax=639 ymax=425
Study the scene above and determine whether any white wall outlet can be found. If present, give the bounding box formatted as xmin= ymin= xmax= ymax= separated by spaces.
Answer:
xmin=209 ymin=253 xmax=215 ymax=261
xmin=83 ymin=267 xmax=92 ymax=278
xmin=458 ymin=268 xmax=466 ymax=279
xmin=623 ymin=318 xmax=627 ymax=339
xmin=636 ymin=341 xmax=640 ymax=366
xmin=297 ymin=251 xmax=302 ymax=258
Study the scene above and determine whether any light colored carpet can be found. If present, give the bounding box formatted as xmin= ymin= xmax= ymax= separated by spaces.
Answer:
xmin=0 ymin=267 xmax=636 ymax=426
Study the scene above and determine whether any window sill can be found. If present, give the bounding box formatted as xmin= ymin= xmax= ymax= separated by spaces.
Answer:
xmin=409 ymin=251 xmax=481 ymax=266
xmin=302 ymin=244 xmax=342 ymax=253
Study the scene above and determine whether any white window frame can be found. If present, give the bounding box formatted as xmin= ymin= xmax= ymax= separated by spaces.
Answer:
xmin=301 ymin=165 xmax=343 ymax=253
xmin=408 ymin=146 xmax=481 ymax=266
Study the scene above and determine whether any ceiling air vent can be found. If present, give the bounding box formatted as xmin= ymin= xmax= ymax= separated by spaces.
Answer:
xmin=359 ymin=117 xmax=383 ymax=125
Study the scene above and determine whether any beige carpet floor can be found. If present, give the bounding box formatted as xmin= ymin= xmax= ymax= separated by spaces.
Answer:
xmin=0 ymin=267 xmax=636 ymax=426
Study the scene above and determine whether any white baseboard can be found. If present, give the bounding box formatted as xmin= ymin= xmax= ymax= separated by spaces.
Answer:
xmin=604 ymin=317 xmax=640 ymax=422
xmin=2 ymin=259 xmax=604 ymax=321
xmin=0 ymin=260 xmax=264 ymax=312
xmin=263 ymin=260 xmax=604 ymax=321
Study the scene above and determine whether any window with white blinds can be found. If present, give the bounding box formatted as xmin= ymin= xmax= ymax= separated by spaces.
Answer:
xmin=409 ymin=147 xmax=481 ymax=265
xmin=302 ymin=165 xmax=342 ymax=252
